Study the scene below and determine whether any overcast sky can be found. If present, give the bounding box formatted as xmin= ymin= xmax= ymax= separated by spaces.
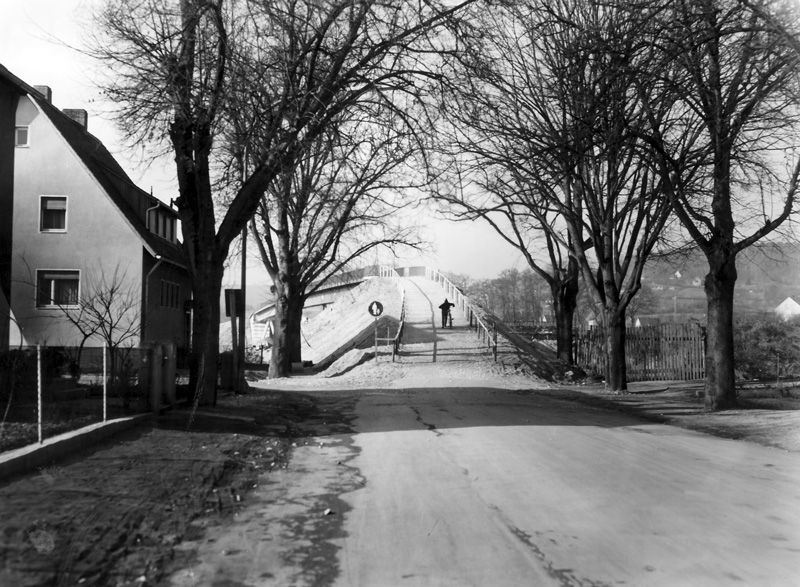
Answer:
xmin=1 ymin=0 xmax=524 ymax=293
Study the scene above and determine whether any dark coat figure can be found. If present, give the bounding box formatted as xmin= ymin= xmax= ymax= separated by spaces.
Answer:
xmin=439 ymin=299 xmax=455 ymax=328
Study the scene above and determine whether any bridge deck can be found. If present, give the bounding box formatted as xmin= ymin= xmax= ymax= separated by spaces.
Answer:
xmin=399 ymin=277 xmax=490 ymax=363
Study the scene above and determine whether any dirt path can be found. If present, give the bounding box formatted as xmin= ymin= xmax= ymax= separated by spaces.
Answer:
xmin=0 ymin=391 xmax=314 ymax=587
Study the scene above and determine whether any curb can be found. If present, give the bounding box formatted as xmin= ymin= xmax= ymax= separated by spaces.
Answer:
xmin=0 ymin=414 xmax=149 ymax=481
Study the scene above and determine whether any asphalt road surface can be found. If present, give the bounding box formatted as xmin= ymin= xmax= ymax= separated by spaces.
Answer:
xmin=167 ymin=380 xmax=800 ymax=587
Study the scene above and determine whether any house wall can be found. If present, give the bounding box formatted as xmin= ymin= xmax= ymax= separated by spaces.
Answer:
xmin=10 ymin=95 xmax=143 ymax=348
xmin=0 ymin=78 xmax=20 ymax=349
xmin=141 ymin=252 xmax=193 ymax=352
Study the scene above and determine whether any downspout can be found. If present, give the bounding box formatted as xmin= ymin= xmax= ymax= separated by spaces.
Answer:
xmin=145 ymin=201 xmax=159 ymax=231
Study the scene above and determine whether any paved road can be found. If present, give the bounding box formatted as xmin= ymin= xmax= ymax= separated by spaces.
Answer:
xmin=167 ymin=379 xmax=800 ymax=587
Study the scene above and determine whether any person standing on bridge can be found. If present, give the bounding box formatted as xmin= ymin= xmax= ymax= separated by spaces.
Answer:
xmin=439 ymin=299 xmax=455 ymax=329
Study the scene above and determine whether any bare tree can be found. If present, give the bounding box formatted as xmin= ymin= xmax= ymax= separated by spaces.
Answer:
xmin=56 ymin=265 xmax=141 ymax=384
xmin=626 ymin=283 xmax=659 ymax=327
xmin=432 ymin=7 xmax=581 ymax=364
xmin=637 ymin=0 xmax=800 ymax=409
xmin=434 ymin=0 xmax=674 ymax=387
xmin=85 ymin=0 xmax=476 ymax=403
xmin=464 ymin=268 xmax=548 ymax=323
xmin=248 ymin=108 xmax=423 ymax=377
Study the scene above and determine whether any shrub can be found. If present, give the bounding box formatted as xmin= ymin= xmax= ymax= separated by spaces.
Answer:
xmin=0 ymin=350 xmax=32 ymax=402
xmin=734 ymin=314 xmax=800 ymax=380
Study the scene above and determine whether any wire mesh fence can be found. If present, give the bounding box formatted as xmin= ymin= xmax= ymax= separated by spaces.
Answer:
xmin=0 ymin=344 xmax=149 ymax=453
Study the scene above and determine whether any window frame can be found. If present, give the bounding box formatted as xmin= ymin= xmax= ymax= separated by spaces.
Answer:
xmin=159 ymin=280 xmax=181 ymax=309
xmin=148 ymin=207 xmax=179 ymax=244
xmin=39 ymin=196 xmax=68 ymax=233
xmin=36 ymin=269 xmax=80 ymax=308
xmin=14 ymin=126 xmax=29 ymax=147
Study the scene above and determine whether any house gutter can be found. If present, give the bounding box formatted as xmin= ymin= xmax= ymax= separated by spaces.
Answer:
xmin=145 ymin=202 xmax=159 ymax=231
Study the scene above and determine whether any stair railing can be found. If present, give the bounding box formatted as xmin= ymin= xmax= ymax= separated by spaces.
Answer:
xmin=377 ymin=266 xmax=406 ymax=361
xmin=424 ymin=267 xmax=498 ymax=361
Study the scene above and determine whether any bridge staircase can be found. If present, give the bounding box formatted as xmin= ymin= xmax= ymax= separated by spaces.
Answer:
xmin=398 ymin=276 xmax=492 ymax=363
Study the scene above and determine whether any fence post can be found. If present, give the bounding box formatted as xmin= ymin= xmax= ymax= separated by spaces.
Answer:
xmin=493 ymin=325 xmax=498 ymax=362
xmin=103 ymin=343 xmax=108 ymax=422
xmin=37 ymin=344 xmax=42 ymax=444
xmin=374 ymin=315 xmax=379 ymax=363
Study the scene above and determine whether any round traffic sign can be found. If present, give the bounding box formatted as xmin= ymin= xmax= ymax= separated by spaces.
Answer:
xmin=368 ymin=301 xmax=384 ymax=317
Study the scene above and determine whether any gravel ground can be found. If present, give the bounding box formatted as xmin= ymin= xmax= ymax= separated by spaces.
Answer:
xmin=0 ymin=390 xmax=313 ymax=587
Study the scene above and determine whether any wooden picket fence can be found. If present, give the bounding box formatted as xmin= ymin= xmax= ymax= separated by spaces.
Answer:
xmin=574 ymin=323 xmax=705 ymax=381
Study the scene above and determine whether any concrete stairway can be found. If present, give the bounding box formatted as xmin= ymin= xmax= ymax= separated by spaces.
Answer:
xmin=399 ymin=277 xmax=490 ymax=363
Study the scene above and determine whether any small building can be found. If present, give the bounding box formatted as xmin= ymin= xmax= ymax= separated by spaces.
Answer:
xmin=0 ymin=64 xmax=191 ymax=358
xmin=775 ymin=297 xmax=800 ymax=321
xmin=629 ymin=316 xmax=661 ymax=328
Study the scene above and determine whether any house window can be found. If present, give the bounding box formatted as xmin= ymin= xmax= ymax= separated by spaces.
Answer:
xmin=37 ymin=270 xmax=79 ymax=307
xmin=160 ymin=280 xmax=179 ymax=309
xmin=15 ymin=126 xmax=29 ymax=146
xmin=40 ymin=197 xmax=67 ymax=231
xmin=148 ymin=206 xmax=178 ymax=243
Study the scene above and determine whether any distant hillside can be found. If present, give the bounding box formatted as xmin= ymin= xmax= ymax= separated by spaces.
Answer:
xmin=640 ymin=242 xmax=800 ymax=318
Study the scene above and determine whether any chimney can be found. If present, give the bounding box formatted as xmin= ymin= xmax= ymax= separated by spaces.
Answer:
xmin=33 ymin=86 xmax=52 ymax=103
xmin=63 ymin=109 xmax=88 ymax=130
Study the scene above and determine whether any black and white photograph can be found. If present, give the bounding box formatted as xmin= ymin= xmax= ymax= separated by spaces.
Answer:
xmin=1 ymin=1 xmax=799 ymax=585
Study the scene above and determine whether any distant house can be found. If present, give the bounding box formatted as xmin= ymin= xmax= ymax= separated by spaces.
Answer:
xmin=581 ymin=311 xmax=599 ymax=329
xmin=629 ymin=316 xmax=661 ymax=328
xmin=775 ymin=297 xmax=800 ymax=321
xmin=0 ymin=64 xmax=191 ymax=355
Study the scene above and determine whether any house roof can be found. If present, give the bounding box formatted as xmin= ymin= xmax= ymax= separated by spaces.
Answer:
xmin=0 ymin=63 xmax=186 ymax=269
xmin=775 ymin=296 xmax=800 ymax=315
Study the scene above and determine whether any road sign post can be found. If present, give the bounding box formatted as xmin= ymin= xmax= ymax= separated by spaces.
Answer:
xmin=368 ymin=301 xmax=384 ymax=363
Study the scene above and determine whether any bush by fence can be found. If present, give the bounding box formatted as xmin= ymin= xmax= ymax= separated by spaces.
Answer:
xmin=734 ymin=314 xmax=800 ymax=381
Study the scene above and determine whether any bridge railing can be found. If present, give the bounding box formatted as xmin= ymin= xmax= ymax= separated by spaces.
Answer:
xmin=424 ymin=267 xmax=498 ymax=361
xmin=375 ymin=266 xmax=405 ymax=361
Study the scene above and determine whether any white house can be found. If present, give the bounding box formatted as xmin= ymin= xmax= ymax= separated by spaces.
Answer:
xmin=1 ymin=64 xmax=191 ymax=355
xmin=775 ymin=297 xmax=800 ymax=321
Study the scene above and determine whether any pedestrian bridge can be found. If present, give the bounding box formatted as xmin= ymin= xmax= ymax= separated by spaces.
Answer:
xmin=249 ymin=266 xmax=565 ymax=380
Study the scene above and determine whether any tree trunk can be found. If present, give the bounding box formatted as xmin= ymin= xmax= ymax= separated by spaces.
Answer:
xmin=270 ymin=288 xmax=291 ymax=378
xmin=270 ymin=287 xmax=305 ymax=378
xmin=286 ymin=295 xmax=305 ymax=365
xmin=268 ymin=198 xmax=295 ymax=378
xmin=703 ymin=251 xmax=738 ymax=410
xmin=605 ymin=308 xmax=627 ymax=391
xmin=188 ymin=263 xmax=223 ymax=406
xmin=552 ymin=281 xmax=578 ymax=364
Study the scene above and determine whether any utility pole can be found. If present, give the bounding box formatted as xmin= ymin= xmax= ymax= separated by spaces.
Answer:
xmin=239 ymin=225 xmax=247 ymax=391
xmin=238 ymin=150 xmax=248 ymax=392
